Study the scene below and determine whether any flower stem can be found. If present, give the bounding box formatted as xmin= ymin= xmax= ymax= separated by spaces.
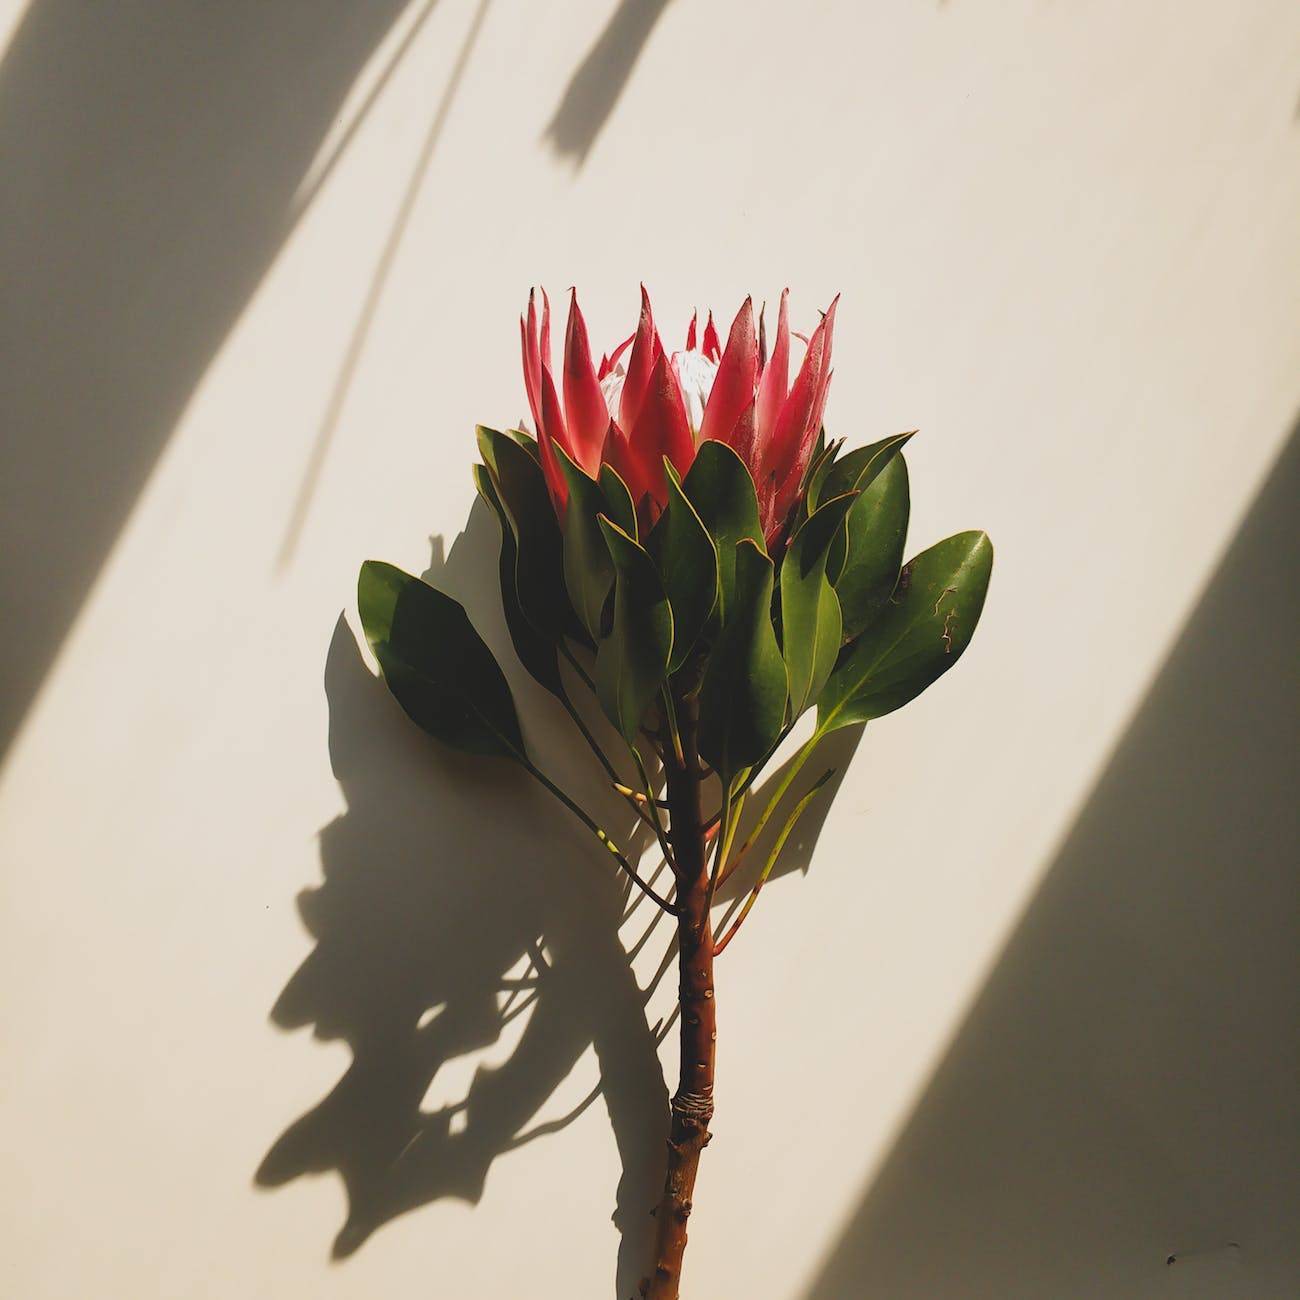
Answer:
xmin=713 ymin=768 xmax=835 ymax=955
xmin=642 ymin=694 xmax=715 ymax=1300
xmin=522 ymin=761 xmax=676 ymax=915
xmin=715 ymin=728 xmax=822 ymax=889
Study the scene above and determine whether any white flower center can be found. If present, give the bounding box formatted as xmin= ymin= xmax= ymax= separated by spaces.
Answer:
xmin=600 ymin=348 xmax=718 ymax=439
xmin=670 ymin=349 xmax=718 ymax=438
xmin=599 ymin=365 xmax=626 ymax=421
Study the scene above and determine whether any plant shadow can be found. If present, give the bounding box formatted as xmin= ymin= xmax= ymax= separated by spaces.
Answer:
xmin=258 ymin=501 xmax=856 ymax=1296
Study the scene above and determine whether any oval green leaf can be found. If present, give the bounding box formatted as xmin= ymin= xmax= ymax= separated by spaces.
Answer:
xmin=812 ymin=430 xmax=914 ymax=511
xmin=554 ymin=442 xmax=615 ymax=641
xmin=681 ymin=440 xmax=766 ymax=628
xmin=831 ymin=451 xmax=911 ymax=639
xmin=816 ymin=530 xmax=993 ymax=734
xmin=473 ymin=464 xmax=566 ymax=699
xmin=781 ymin=492 xmax=856 ymax=717
xmin=699 ymin=540 xmax=788 ymax=777
xmin=647 ymin=462 xmax=719 ymax=672
xmin=598 ymin=464 xmax=638 ymax=539
xmin=594 ymin=517 xmax=674 ymax=745
xmin=358 ymin=560 xmax=526 ymax=761
xmin=476 ymin=425 xmax=577 ymax=645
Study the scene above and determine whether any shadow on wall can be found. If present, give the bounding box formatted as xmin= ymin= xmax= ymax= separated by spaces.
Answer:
xmin=0 ymin=0 xmax=432 ymax=758
xmin=804 ymin=420 xmax=1300 ymax=1299
xmin=257 ymin=499 xmax=859 ymax=1298
xmin=544 ymin=0 xmax=672 ymax=165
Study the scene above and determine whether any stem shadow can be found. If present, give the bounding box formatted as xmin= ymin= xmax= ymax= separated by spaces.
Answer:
xmin=257 ymin=509 xmax=671 ymax=1295
xmin=257 ymin=500 xmax=860 ymax=1295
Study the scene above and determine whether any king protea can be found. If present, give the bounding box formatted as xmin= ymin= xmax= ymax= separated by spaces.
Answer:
xmin=356 ymin=279 xmax=994 ymax=1300
xmin=520 ymin=286 xmax=838 ymax=544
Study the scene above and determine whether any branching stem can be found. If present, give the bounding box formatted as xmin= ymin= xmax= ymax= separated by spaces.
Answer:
xmin=713 ymin=769 xmax=835 ymax=955
xmin=523 ymin=761 xmax=677 ymax=915
xmin=716 ymin=729 xmax=822 ymax=889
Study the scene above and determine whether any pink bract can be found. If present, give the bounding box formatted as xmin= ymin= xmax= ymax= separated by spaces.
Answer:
xmin=520 ymin=286 xmax=838 ymax=543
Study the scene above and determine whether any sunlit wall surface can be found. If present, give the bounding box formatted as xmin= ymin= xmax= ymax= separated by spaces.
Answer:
xmin=2 ymin=2 xmax=1297 ymax=1297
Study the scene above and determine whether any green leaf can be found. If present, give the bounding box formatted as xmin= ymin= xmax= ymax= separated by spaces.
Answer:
xmin=473 ymin=464 xmax=566 ymax=699
xmin=554 ymin=443 xmax=615 ymax=641
xmin=831 ymin=451 xmax=911 ymax=639
xmin=812 ymin=430 xmax=914 ymax=511
xmin=681 ymin=440 xmax=765 ymax=627
xmin=699 ymin=540 xmax=788 ymax=777
xmin=598 ymin=464 xmax=638 ymax=539
xmin=476 ymin=425 xmax=576 ymax=644
xmin=357 ymin=560 xmax=526 ymax=761
xmin=780 ymin=492 xmax=856 ymax=717
xmin=647 ymin=462 xmax=718 ymax=672
xmin=502 ymin=427 xmax=539 ymax=455
xmin=594 ymin=517 xmax=674 ymax=745
xmin=817 ymin=530 xmax=993 ymax=733
xmin=803 ymin=436 xmax=846 ymax=521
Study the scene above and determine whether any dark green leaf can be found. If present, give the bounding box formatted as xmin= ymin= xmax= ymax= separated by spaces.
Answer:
xmin=598 ymin=464 xmax=638 ymax=539
xmin=594 ymin=518 xmax=674 ymax=745
xmin=781 ymin=492 xmax=856 ymax=717
xmin=817 ymin=531 xmax=993 ymax=733
xmin=831 ymin=451 xmax=910 ymax=639
xmin=357 ymin=560 xmax=526 ymax=761
xmin=554 ymin=443 xmax=614 ymax=641
xmin=681 ymin=440 xmax=765 ymax=627
xmin=803 ymin=436 xmax=846 ymax=520
xmin=476 ymin=425 xmax=577 ymax=645
xmin=812 ymin=430 xmax=915 ymax=510
xmin=473 ymin=465 xmax=566 ymax=698
xmin=647 ymin=462 xmax=718 ymax=672
xmin=503 ymin=427 xmax=539 ymax=455
xmin=699 ymin=540 xmax=788 ymax=776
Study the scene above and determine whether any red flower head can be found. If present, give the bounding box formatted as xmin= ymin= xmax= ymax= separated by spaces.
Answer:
xmin=520 ymin=286 xmax=838 ymax=543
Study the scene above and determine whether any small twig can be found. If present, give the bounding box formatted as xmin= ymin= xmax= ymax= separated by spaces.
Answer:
xmin=612 ymin=782 xmax=669 ymax=809
xmin=558 ymin=640 xmax=597 ymax=693
xmin=716 ymin=731 xmax=821 ymax=889
xmin=714 ymin=769 xmax=834 ymax=955
xmin=660 ymin=685 xmax=685 ymax=766
xmin=523 ymin=761 xmax=677 ymax=914
xmin=612 ymin=780 xmax=675 ymax=842
xmin=560 ymin=691 xmax=620 ymax=784
xmin=702 ymin=781 xmax=744 ymax=927
xmin=633 ymin=748 xmax=679 ymax=874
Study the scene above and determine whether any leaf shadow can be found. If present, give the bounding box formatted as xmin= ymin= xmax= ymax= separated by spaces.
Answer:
xmin=257 ymin=501 xmax=856 ymax=1295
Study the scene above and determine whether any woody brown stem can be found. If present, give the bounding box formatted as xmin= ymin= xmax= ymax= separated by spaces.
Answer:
xmin=641 ymin=696 xmax=715 ymax=1300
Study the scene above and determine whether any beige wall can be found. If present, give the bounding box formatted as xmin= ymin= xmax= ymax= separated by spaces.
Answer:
xmin=2 ymin=2 xmax=1297 ymax=1297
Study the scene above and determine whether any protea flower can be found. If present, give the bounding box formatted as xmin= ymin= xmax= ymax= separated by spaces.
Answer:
xmin=520 ymin=286 xmax=838 ymax=543
xmin=357 ymin=284 xmax=994 ymax=1300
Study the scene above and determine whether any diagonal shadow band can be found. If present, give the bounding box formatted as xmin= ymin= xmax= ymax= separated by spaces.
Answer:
xmin=543 ymin=0 xmax=672 ymax=166
xmin=0 ymin=0 xmax=423 ymax=760
xmin=803 ymin=417 xmax=1300 ymax=1299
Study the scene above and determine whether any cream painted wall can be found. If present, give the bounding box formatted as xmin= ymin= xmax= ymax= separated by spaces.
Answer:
xmin=2 ymin=2 xmax=1297 ymax=1297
